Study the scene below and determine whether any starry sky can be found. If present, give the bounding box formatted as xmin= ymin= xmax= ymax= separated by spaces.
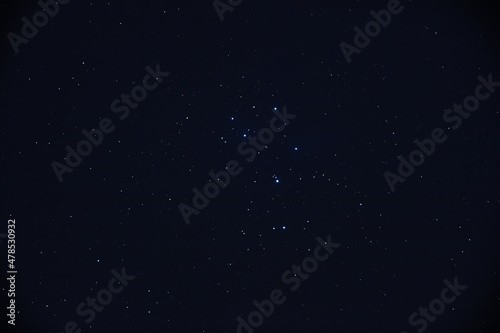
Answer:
xmin=1 ymin=1 xmax=500 ymax=333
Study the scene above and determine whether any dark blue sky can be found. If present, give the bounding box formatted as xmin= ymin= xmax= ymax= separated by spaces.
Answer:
xmin=1 ymin=1 xmax=499 ymax=333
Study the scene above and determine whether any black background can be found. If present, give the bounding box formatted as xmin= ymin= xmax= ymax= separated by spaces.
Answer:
xmin=0 ymin=1 xmax=499 ymax=332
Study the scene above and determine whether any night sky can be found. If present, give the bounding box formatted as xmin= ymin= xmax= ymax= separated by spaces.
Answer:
xmin=1 ymin=1 xmax=500 ymax=333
